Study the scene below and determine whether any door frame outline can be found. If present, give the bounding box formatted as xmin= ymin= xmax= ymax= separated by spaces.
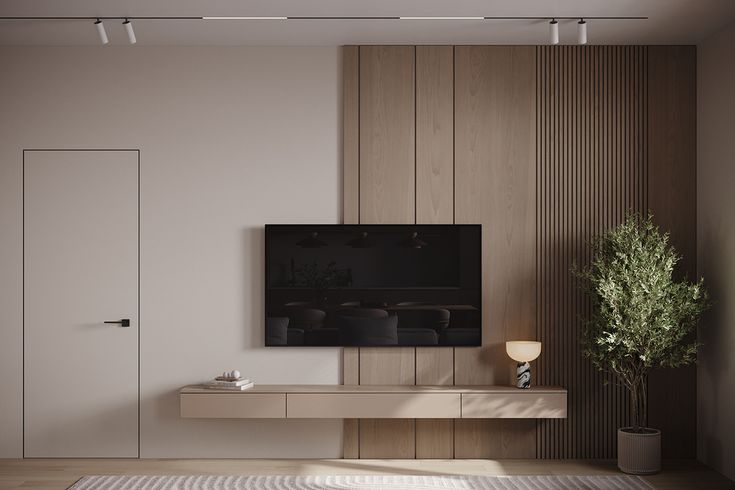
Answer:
xmin=22 ymin=148 xmax=141 ymax=459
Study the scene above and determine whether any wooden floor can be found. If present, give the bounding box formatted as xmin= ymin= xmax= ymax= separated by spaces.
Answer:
xmin=0 ymin=459 xmax=732 ymax=489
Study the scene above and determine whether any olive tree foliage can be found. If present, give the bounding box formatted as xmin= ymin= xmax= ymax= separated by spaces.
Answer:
xmin=575 ymin=214 xmax=709 ymax=432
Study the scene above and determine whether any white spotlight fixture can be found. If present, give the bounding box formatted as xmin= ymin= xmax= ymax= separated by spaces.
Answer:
xmin=123 ymin=19 xmax=136 ymax=44
xmin=94 ymin=19 xmax=108 ymax=45
xmin=549 ymin=18 xmax=559 ymax=45
xmin=577 ymin=18 xmax=588 ymax=45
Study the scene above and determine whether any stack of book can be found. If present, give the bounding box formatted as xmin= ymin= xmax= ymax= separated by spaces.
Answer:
xmin=203 ymin=376 xmax=254 ymax=391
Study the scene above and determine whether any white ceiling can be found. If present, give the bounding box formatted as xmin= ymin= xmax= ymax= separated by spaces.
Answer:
xmin=1 ymin=0 xmax=735 ymax=46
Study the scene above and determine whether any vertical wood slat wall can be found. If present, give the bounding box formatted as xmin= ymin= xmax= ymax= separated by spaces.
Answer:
xmin=536 ymin=45 xmax=647 ymax=459
xmin=342 ymin=45 xmax=696 ymax=459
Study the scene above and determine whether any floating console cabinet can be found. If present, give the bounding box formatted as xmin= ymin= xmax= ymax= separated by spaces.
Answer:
xmin=180 ymin=385 xmax=567 ymax=419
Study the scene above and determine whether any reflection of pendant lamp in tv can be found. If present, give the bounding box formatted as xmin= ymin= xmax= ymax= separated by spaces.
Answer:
xmin=506 ymin=341 xmax=542 ymax=389
xmin=346 ymin=232 xmax=374 ymax=248
xmin=296 ymin=232 xmax=327 ymax=248
xmin=399 ymin=232 xmax=427 ymax=249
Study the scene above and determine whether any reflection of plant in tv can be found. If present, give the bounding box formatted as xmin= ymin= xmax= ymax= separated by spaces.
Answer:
xmin=293 ymin=261 xmax=351 ymax=292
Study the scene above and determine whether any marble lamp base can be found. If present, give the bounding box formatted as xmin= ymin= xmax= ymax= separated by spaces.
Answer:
xmin=516 ymin=361 xmax=531 ymax=389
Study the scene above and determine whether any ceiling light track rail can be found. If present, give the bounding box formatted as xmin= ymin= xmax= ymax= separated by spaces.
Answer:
xmin=0 ymin=15 xmax=649 ymax=21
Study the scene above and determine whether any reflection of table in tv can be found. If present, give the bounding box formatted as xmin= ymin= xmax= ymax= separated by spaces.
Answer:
xmin=385 ymin=304 xmax=478 ymax=311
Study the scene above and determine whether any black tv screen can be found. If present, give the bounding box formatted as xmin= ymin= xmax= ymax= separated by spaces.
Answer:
xmin=265 ymin=224 xmax=481 ymax=347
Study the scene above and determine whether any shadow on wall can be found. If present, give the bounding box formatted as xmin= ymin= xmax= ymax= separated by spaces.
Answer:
xmin=244 ymin=226 xmax=265 ymax=350
xmin=699 ymin=221 xmax=733 ymax=470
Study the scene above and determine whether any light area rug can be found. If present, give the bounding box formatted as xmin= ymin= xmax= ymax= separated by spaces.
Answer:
xmin=70 ymin=474 xmax=653 ymax=490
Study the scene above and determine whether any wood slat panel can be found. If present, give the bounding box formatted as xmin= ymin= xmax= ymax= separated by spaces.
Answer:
xmin=359 ymin=45 xmax=416 ymax=224
xmin=343 ymin=45 xmax=360 ymax=225
xmin=416 ymin=347 xmax=454 ymax=386
xmin=454 ymin=45 xmax=537 ymax=458
xmin=647 ymin=45 xmax=697 ymax=459
xmin=343 ymin=347 xmax=360 ymax=457
xmin=454 ymin=419 xmax=536 ymax=459
xmin=414 ymin=45 xmax=456 ymax=459
xmin=356 ymin=45 xmax=418 ymax=459
xmin=416 ymin=347 xmax=454 ymax=458
xmin=535 ymin=46 xmax=648 ymax=458
xmin=342 ymin=46 xmax=361 ymax=458
xmin=416 ymin=45 xmax=454 ymax=224
xmin=358 ymin=347 xmax=417 ymax=458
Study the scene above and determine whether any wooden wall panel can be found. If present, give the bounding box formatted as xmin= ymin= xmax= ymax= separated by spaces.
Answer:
xmin=416 ymin=45 xmax=454 ymax=224
xmin=342 ymin=44 xmax=696 ymax=460
xmin=343 ymin=46 xmax=360 ymax=225
xmin=358 ymin=347 xmax=416 ymax=458
xmin=342 ymin=46 xmax=361 ymax=459
xmin=536 ymin=46 xmax=648 ymax=459
xmin=647 ymin=45 xmax=697 ymax=459
xmin=454 ymin=46 xmax=537 ymax=458
xmin=414 ymin=45 xmax=456 ymax=459
xmin=359 ymin=45 xmax=416 ymax=224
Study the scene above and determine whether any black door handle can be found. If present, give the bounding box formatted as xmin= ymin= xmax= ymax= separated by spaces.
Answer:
xmin=104 ymin=319 xmax=130 ymax=327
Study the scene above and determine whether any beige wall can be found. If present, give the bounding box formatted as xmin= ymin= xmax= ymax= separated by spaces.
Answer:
xmin=698 ymin=24 xmax=735 ymax=480
xmin=0 ymin=47 xmax=343 ymax=457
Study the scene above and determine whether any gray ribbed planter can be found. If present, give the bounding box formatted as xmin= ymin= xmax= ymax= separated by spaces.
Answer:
xmin=617 ymin=428 xmax=661 ymax=475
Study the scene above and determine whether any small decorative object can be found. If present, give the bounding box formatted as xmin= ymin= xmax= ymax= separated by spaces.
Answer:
xmin=576 ymin=214 xmax=709 ymax=475
xmin=216 ymin=370 xmax=243 ymax=382
xmin=505 ymin=341 xmax=542 ymax=389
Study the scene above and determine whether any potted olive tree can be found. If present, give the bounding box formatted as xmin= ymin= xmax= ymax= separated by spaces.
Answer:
xmin=575 ymin=214 xmax=708 ymax=475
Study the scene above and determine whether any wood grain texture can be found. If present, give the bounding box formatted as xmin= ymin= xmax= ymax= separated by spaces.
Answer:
xmin=342 ymin=46 xmax=361 ymax=458
xmin=359 ymin=347 xmax=417 ymax=458
xmin=416 ymin=419 xmax=454 ymax=458
xmin=647 ymin=45 xmax=697 ymax=459
xmin=535 ymin=46 xmax=648 ymax=458
xmin=454 ymin=419 xmax=536 ymax=459
xmin=342 ymin=345 xmax=360 ymax=457
xmin=416 ymin=347 xmax=454 ymax=385
xmin=414 ymin=45 xmax=456 ymax=459
xmin=343 ymin=348 xmax=360 ymax=385
xmin=343 ymin=46 xmax=360 ymax=225
xmin=359 ymin=419 xmax=416 ymax=458
xmin=416 ymin=45 xmax=454 ymax=224
xmin=359 ymin=45 xmax=416 ymax=224
xmin=453 ymin=46 xmax=537 ymax=459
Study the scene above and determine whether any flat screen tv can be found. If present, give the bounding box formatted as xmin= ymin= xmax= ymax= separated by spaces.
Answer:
xmin=265 ymin=224 xmax=481 ymax=347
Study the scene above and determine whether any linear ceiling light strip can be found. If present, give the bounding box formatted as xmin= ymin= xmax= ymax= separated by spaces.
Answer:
xmin=0 ymin=16 xmax=648 ymax=21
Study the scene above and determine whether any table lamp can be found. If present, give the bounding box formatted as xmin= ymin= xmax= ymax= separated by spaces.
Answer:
xmin=506 ymin=341 xmax=542 ymax=389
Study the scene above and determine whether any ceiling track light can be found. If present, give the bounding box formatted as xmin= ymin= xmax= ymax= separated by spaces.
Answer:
xmin=123 ymin=18 xmax=137 ymax=44
xmin=94 ymin=19 xmax=108 ymax=45
xmin=549 ymin=19 xmax=559 ymax=45
xmin=578 ymin=18 xmax=588 ymax=45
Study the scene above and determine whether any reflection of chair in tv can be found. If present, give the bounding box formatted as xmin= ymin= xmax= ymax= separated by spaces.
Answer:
xmin=266 ymin=316 xmax=305 ymax=346
xmin=276 ymin=307 xmax=326 ymax=331
xmin=338 ymin=315 xmax=398 ymax=346
xmin=392 ymin=308 xmax=449 ymax=346
xmin=314 ymin=307 xmax=388 ymax=346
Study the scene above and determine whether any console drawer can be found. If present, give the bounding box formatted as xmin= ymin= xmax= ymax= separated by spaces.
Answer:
xmin=461 ymin=392 xmax=567 ymax=418
xmin=180 ymin=393 xmax=286 ymax=418
xmin=287 ymin=393 xmax=461 ymax=418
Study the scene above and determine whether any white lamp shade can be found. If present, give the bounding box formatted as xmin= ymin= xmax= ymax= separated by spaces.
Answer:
xmin=506 ymin=341 xmax=542 ymax=362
